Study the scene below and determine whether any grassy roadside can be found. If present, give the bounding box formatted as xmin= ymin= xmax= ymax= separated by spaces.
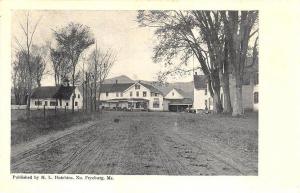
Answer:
xmin=11 ymin=110 xmax=103 ymax=146
xmin=177 ymin=112 xmax=258 ymax=153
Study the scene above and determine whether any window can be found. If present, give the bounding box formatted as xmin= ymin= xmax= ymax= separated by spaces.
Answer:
xmin=35 ymin=101 xmax=42 ymax=106
xmin=151 ymin=92 xmax=154 ymax=97
xmin=153 ymin=98 xmax=159 ymax=108
xmin=78 ymin=94 xmax=80 ymax=98
xmin=205 ymin=100 xmax=207 ymax=107
xmin=130 ymin=91 xmax=132 ymax=97
xmin=75 ymin=101 xmax=78 ymax=106
xmin=66 ymin=102 xmax=69 ymax=106
xmin=205 ymin=88 xmax=207 ymax=95
xmin=120 ymin=93 xmax=123 ymax=97
xmin=136 ymin=91 xmax=139 ymax=97
xmin=50 ymin=101 xmax=57 ymax=106
xmin=254 ymin=92 xmax=259 ymax=104
xmin=116 ymin=92 xmax=119 ymax=97
xmin=154 ymin=93 xmax=158 ymax=97
xmin=135 ymin=84 xmax=140 ymax=89
xmin=172 ymin=92 xmax=174 ymax=96
xmin=44 ymin=101 xmax=48 ymax=106
xmin=106 ymin=92 xmax=109 ymax=97
xmin=143 ymin=91 xmax=147 ymax=97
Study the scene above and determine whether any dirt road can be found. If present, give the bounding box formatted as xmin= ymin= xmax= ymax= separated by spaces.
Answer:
xmin=11 ymin=112 xmax=258 ymax=175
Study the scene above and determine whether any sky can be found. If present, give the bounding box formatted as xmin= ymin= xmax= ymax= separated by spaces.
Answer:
xmin=11 ymin=10 xmax=194 ymax=86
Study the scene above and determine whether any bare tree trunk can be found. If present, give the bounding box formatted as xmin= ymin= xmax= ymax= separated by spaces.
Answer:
xmin=26 ymin=31 xmax=32 ymax=115
xmin=222 ymin=80 xmax=232 ymax=113
xmin=94 ymin=82 xmax=97 ymax=112
xmin=212 ymin=89 xmax=223 ymax=113
xmin=82 ymin=82 xmax=85 ymax=112
xmin=219 ymin=71 xmax=232 ymax=113
xmin=222 ymin=38 xmax=232 ymax=113
xmin=54 ymin=74 xmax=57 ymax=86
xmin=232 ymin=74 xmax=243 ymax=116
xmin=37 ymin=80 xmax=41 ymax=87
xmin=72 ymin=69 xmax=75 ymax=113
xmin=86 ymin=74 xmax=88 ymax=111
xmin=98 ymin=83 xmax=102 ymax=112
xmin=98 ymin=89 xmax=101 ymax=112
xmin=210 ymin=70 xmax=223 ymax=113
xmin=90 ymin=87 xmax=93 ymax=112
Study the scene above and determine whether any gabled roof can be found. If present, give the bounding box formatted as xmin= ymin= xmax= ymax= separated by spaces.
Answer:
xmin=100 ymin=83 xmax=134 ymax=93
xmin=31 ymin=86 xmax=76 ymax=99
xmin=53 ymin=86 xmax=76 ymax=100
xmin=100 ymin=82 xmax=163 ymax=95
xmin=174 ymin=88 xmax=184 ymax=96
xmin=139 ymin=82 xmax=163 ymax=94
xmin=193 ymin=75 xmax=207 ymax=90
xmin=31 ymin=86 xmax=60 ymax=99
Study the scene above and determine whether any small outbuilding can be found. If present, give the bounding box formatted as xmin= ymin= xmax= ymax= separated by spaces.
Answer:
xmin=163 ymin=88 xmax=193 ymax=112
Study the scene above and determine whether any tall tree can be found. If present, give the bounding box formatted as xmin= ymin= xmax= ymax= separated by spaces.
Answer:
xmin=191 ymin=11 xmax=232 ymax=113
xmin=50 ymin=47 xmax=71 ymax=85
xmin=14 ymin=12 xmax=41 ymax=111
xmin=53 ymin=22 xmax=95 ymax=112
xmin=88 ymin=45 xmax=116 ymax=111
xmin=31 ymin=44 xmax=48 ymax=87
xmin=137 ymin=10 xmax=223 ymax=113
xmin=221 ymin=11 xmax=258 ymax=116
xmin=12 ymin=50 xmax=31 ymax=105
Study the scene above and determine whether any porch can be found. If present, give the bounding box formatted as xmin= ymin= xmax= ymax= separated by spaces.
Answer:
xmin=100 ymin=98 xmax=149 ymax=111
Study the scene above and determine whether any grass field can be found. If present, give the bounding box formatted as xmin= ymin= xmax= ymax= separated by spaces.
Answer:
xmin=11 ymin=111 xmax=258 ymax=175
xmin=11 ymin=109 xmax=100 ymax=145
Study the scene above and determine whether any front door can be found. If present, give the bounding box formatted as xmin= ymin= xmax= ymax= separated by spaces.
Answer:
xmin=136 ymin=102 xmax=141 ymax=108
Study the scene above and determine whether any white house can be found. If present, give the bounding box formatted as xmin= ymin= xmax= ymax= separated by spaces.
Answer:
xmin=193 ymin=74 xmax=213 ymax=113
xmin=30 ymin=85 xmax=83 ymax=110
xmin=193 ymin=63 xmax=259 ymax=113
xmin=98 ymin=80 xmax=164 ymax=111
xmin=163 ymin=88 xmax=193 ymax=112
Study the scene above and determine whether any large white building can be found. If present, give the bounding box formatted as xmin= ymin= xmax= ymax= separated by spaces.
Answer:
xmin=30 ymin=85 xmax=83 ymax=110
xmin=99 ymin=81 xmax=164 ymax=111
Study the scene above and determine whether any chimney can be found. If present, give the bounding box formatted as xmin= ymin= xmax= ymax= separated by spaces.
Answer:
xmin=115 ymin=80 xmax=118 ymax=84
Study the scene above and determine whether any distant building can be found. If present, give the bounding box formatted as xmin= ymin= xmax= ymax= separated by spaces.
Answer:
xmin=193 ymin=74 xmax=212 ymax=112
xmin=30 ymin=85 xmax=83 ymax=110
xmin=193 ymin=60 xmax=259 ymax=113
xmin=163 ymin=88 xmax=193 ymax=112
xmin=98 ymin=80 xmax=164 ymax=111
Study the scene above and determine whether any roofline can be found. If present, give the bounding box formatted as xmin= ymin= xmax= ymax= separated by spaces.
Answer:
xmin=99 ymin=83 xmax=135 ymax=93
xmin=169 ymin=103 xmax=193 ymax=105
xmin=118 ymin=82 xmax=137 ymax=93
xmin=139 ymin=82 xmax=163 ymax=95
xmin=165 ymin=88 xmax=184 ymax=98
xmin=122 ymin=82 xmax=162 ymax=94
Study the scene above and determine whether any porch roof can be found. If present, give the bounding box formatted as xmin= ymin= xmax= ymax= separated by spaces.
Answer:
xmin=168 ymin=98 xmax=193 ymax=105
xmin=102 ymin=98 xmax=149 ymax=103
